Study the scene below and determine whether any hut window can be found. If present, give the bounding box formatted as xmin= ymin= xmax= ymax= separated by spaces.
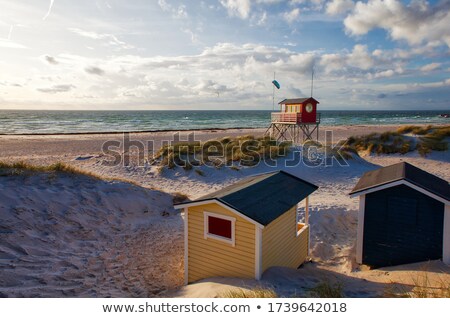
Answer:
xmin=204 ymin=212 xmax=236 ymax=246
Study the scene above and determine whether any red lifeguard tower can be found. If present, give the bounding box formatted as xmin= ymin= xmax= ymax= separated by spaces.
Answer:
xmin=266 ymin=97 xmax=320 ymax=143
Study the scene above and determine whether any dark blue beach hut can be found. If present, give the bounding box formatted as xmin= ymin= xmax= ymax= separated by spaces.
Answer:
xmin=350 ymin=162 xmax=450 ymax=268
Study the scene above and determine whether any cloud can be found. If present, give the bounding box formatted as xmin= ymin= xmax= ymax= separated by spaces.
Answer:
xmin=85 ymin=66 xmax=105 ymax=76
xmin=7 ymin=25 xmax=13 ymax=40
xmin=348 ymin=44 xmax=373 ymax=70
xmin=68 ymin=28 xmax=134 ymax=49
xmin=318 ymin=44 xmax=406 ymax=80
xmin=44 ymin=55 xmax=59 ymax=65
xmin=344 ymin=0 xmax=450 ymax=48
xmin=253 ymin=11 xmax=267 ymax=26
xmin=289 ymin=0 xmax=325 ymax=11
xmin=0 ymin=39 xmax=27 ymax=49
xmin=283 ymin=8 xmax=300 ymax=24
xmin=420 ymin=62 xmax=441 ymax=72
xmin=43 ymin=0 xmax=55 ymax=20
xmin=372 ymin=69 xmax=395 ymax=79
xmin=157 ymin=0 xmax=171 ymax=11
xmin=326 ymin=0 xmax=354 ymax=16
xmin=220 ymin=0 xmax=251 ymax=19
xmin=377 ymin=93 xmax=387 ymax=99
xmin=37 ymin=84 xmax=75 ymax=94
xmin=158 ymin=0 xmax=188 ymax=19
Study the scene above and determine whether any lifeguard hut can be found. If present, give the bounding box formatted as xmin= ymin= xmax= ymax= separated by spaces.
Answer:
xmin=266 ymin=97 xmax=320 ymax=143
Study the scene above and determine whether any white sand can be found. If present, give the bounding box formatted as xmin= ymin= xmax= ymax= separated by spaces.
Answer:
xmin=0 ymin=125 xmax=449 ymax=297
xmin=0 ymin=172 xmax=183 ymax=297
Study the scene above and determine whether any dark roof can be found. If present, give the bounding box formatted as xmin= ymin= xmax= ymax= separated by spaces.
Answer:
xmin=179 ymin=170 xmax=318 ymax=226
xmin=349 ymin=162 xmax=450 ymax=201
xmin=278 ymin=97 xmax=319 ymax=105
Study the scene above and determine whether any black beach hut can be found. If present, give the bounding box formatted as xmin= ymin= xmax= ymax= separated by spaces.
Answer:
xmin=350 ymin=162 xmax=450 ymax=268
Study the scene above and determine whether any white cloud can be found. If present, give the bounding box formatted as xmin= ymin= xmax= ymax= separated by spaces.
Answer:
xmin=158 ymin=0 xmax=188 ymax=19
xmin=44 ymin=55 xmax=58 ymax=65
xmin=0 ymin=39 xmax=27 ymax=49
xmin=43 ymin=0 xmax=55 ymax=20
xmin=7 ymin=25 xmax=13 ymax=40
xmin=85 ymin=66 xmax=105 ymax=76
xmin=68 ymin=28 xmax=134 ymax=49
xmin=158 ymin=0 xmax=171 ymax=12
xmin=289 ymin=0 xmax=325 ymax=11
xmin=254 ymin=11 xmax=267 ymax=25
xmin=326 ymin=0 xmax=354 ymax=16
xmin=318 ymin=44 xmax=407 ymax=80
xmin=283 ymin=8 xmax=300 ymax=24
xmin=420 ymin=62 xmax=441 ymax=72
xmin=37 ymin=84 xmax=75 ymax=94
xmin=372 ymin=69 xmax=394 ymax=79
xmin=348 ymin=44 xmax=373 ymax=70
xmin=220 ymin=0 xmax=251 ymax=19
xmin=344 ymin=0 xmax=450 ymax=47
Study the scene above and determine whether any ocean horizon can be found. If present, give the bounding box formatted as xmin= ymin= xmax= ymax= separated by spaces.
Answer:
xmin=0 ymin=109 xmax=449 ymax=135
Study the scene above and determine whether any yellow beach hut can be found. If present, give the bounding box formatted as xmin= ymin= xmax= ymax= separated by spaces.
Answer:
xmin=174 ymin=170 xmax=318 ymax=284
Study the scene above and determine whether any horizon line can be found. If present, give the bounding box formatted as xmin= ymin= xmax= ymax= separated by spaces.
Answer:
xmin=0 ymin=108 xmax=449 ymax=112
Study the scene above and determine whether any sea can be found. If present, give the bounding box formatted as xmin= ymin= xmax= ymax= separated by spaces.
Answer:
xmin=0 ymin=110 xmax=448 ymax=135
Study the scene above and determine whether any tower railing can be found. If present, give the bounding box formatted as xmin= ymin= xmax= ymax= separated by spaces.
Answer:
xmin=271 ymin=112 xmax=321 ymax=124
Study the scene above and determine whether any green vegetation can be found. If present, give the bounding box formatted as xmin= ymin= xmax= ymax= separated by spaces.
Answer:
xmin=220 ymin=287 xmax=277 ymax=298
xmin=0 ymin=160 xmax=141 ymax=187
xmin=0 ymin=161 xmax=99 ymax=177
xmin=308 ymin=281 xmax=344 ymax=298
xmin=153 ymin=135 xmax=291 ymax=170
xmin=396 ymin=125 xmax=432 ymax=135
xmin=344 ymin=125 xmax=449 ymax=157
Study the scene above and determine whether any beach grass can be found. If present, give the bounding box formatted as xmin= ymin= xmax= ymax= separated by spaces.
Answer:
xmin=0 ymin=161 xmax=100 ymax=177
xmin=308 ymin=281 xmax=344 ymax=298
xmin=344 ymin=125 xmax=449 ymax=157
xmin=154 ymin=135 xmax=291 ymax=169
xmin=385 ymin=271 xmax=450 ymax=298
xmin=220 ymin=287 xmax=277 ymax=298
xmin=172 ymin=192 xmax=189 ymax=204
xmin=0 ymin=161 xmax=140 ymax=185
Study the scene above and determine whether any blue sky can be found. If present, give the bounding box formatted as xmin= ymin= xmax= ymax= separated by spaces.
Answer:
xmin=0 ymin=0 xmax=449 ymax=110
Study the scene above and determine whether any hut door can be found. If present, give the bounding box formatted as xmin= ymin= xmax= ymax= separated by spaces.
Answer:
xmin=363 ymin=187 xmax=444 ymax=268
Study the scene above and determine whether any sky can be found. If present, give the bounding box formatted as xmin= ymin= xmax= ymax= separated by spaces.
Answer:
xmin=0 ymin=0 xmax=449 ymax=110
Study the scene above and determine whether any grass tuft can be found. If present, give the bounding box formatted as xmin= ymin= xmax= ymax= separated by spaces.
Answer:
xmin=220 ymin=287 xmax=277 ymax=298
xmin=385 ymin=271 xmax=450 ymax=298
xmin=153 ymin=135 xmax=291 ymax=169
xmin=344 ymin=125 xmax=449 ymax=157
xmin=308 ymin=281 xmax=343 ymax=298
xmin=172 ymin=192 xmax=189 ymax=204
xmin=0 ymin=161 xmax=145 ymax=188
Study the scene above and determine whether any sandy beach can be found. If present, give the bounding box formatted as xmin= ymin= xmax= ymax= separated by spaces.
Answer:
xmin=0 ymin=124 xmax=423 ymax=166
xmin=1 ymin=124 xmax=449 ymax=297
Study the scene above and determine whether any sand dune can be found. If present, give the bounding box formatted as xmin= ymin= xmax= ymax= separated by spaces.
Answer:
xmin=1 ymin=125 xmax=449 ymax=297
xmin=0 ymin=172 xmax=183 ymax=297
